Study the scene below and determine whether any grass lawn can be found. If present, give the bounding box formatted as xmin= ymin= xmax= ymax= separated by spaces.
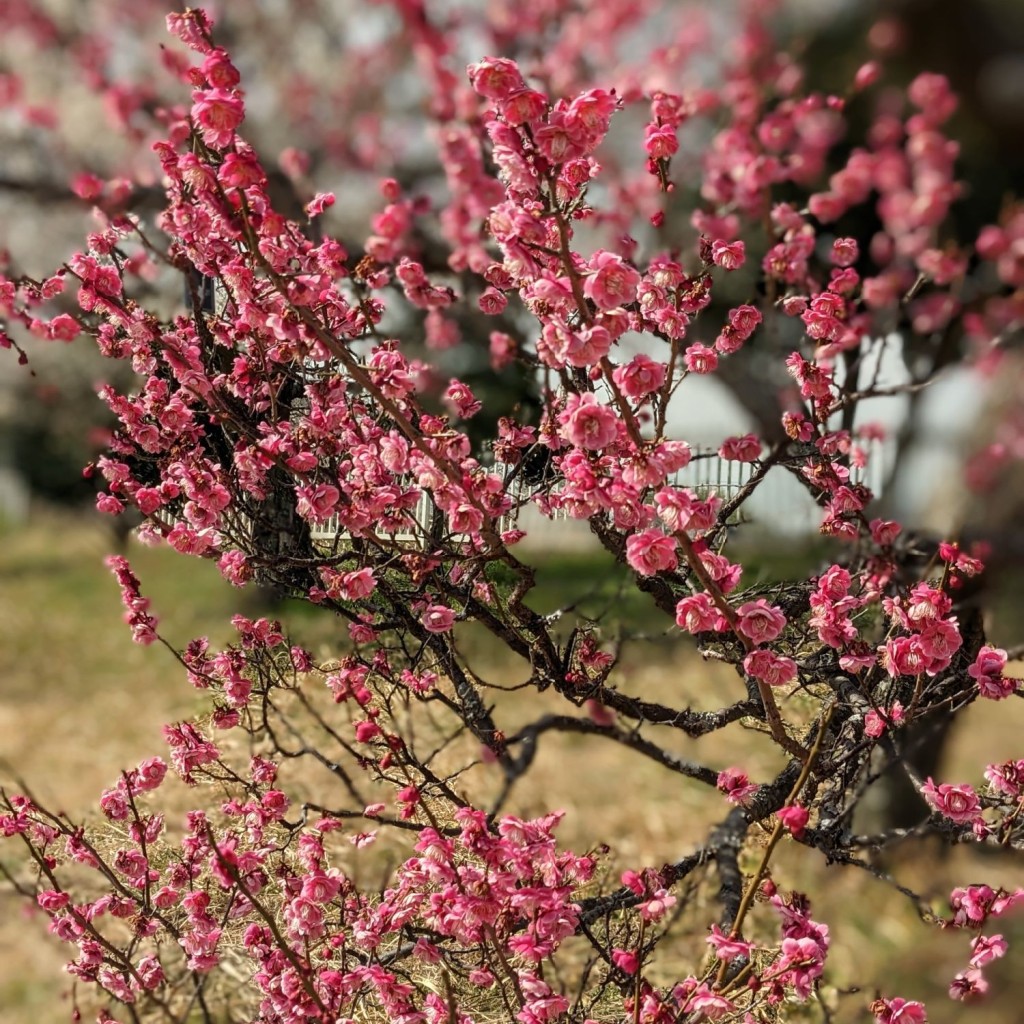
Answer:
xmin=0 ymin=511 xmax=1021 ymax=1023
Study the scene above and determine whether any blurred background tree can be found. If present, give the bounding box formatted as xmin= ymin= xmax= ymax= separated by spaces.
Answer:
xmin=1 ymin=0 xmax=1021 ymax=513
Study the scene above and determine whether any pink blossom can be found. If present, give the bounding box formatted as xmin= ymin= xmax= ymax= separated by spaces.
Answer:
xmin=655 ymin=487 xmax=694 ymax=531
xmin=296 ymin=483 xmax=340 ymax=521
xmin=166 ymin=9 xmax=214 ymax=51
xmin=728 ymin=304 xmax=762 ymax=342
xmin=558 ymin=392 xmax=619 ymax=450
xmin=716 ymin=767 xmax=759 ymax=805
xmin=906 ymin=583 xmax=951 ymax=624
xmin=710 ymin=239 xmax=745 ymax=270
xmin=566 ymin=88 xmax=617 ymax=141
xmin=520 ymin=992 xmax=570 ymax=1023
xmin=97 ymin=492 xmax=125 ymax=516
xmin=535 ymin=118 xmax=581 ymax=163
xmin=968 ymin=645 xmax=1017 ymax=699
xmin=559 ymin=323 xmax=612 ymax=366
xmin=612 ymin=354 xmax=666 ymax=399
xmin=47 ymin=313 xmax=80 ymax=341
xmin=700 ymin=550 xmax=742 ymax=592
xmin=871 ymin=997 xmax=928 ymax=1023
xmin=675 ymin=593 xmax=726 ymax=633
xmin=353 ymin=720 xmax=382 ymax=743
xmin=840 ymin=649 xmax=878 ymax=673
xmin=469 ymin=966 xmax=496 ymax=987
xmin=817 ymin=565 xmax=852 ymax=599
xmin=949 ymin=967 xmax=988 ymax=1001
xmin=284 ymin=895 xmax=325 ymax=938
xmin=736 ymin=599 xmax=787 ymax=644
xmin=625 ymin=530 xmax=677 ymax=576
xmin=638 ymin=888 xmax=677 ymax=922
xmin=133 ymin=757 xmax=168 ymax=792
xmin=809 ymin=191 xmax=846 ymax=222
xmin=743 ymin=649 xmax=798 ymax=687
xmin=644 ymin=122 xmax=678 ymax=159
xmin=218 ymin=549 xmax=250 ymax=586
xmin=201 ymin=49 xmax=240 ymax=89
xmin=340 ymin=568 xmax=376 ymax=601
xmin=916 ymin=618 xmax=962 ymax=675
xmin=687 ymin=985 xmax=735 ymax=1020
xmin=974 ymin=667 xmax=1024 ymax=700
xmin=478 ymin=286 xmax=508 ymax=315
xmin=831 ymin=237 xmax=860 ymax=267
xmin=706 ymin=923 xmax=755 ymax=960
xmin=778 ymin=803 xmax=809 ymax=838
xmin=773 ymin=934 xmax=828 ymax=998
xmin=163 ymin=722 xmax=220 ymax=783
xmin=921 ymin=778 xmax=981 ymax=824
xmin=939 ymin=541 xmax=986 ymax=577
xmin=870 ymin=518 xmax=902 ymax=546
xmin=865 ymin=702 xmax=904 ymax=738
xmin=421 ymin=605 xmax=456 ymax=633
xmin=192 ymin=88 xmax=244 ymax=148
xmin=37 ymin=890 xmax=70 ymax=912
xmin=611 ymin=948 xmax=639 ymax=974
xmin=714 ymin=326 xmax=743 ymax=354
xmin=970 ymin=933 xmax=1008 ymax=968
xmin=180 ymin=923 xmax=222 ymax=972
xmin=347 ymin=618 xmax=375 ymax=642
xmin=583 ymin=251 xmax=641 ymax=310
xmin=908 ymin=72 xmax=958 ymax=123
xmin=620 ymin=870 xmax=645 ymax=896
xmin=950 ymin=885 xmax=997 ymax=927
xmin=854 ymin=61 xmax=882 ymax=91
xmin=984 ymin=759 xmax=1024 ymax=797
xmin=719 ymin=433 xmax=761 ymax=462
xmin=467 ymin=57 xmax=525 ymax=100
xmin=656 ymin=439 xmax=693 ymax=472
xmin=489 ymin=330 xmax=516 ymax=370
xmin=880 ymin=635 xmax=927 ymax=678
xmin=684 ymin=342 xmax=718 ymax=373
xmin=305 ymin=191 xmax=335 ymax=217
xmin=502 ymin=88 xmax=547 ymax=126
xmin=71 ymin=172 xmax=105 ymax=201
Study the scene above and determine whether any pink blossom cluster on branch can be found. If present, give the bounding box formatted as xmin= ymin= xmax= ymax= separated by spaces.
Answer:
xmin=0 ymin=2 xmax=1023 ymax=1023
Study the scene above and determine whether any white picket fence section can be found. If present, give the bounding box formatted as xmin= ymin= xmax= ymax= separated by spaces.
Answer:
xmin=307 ymin=476 xmax=529 ymax=548
xmin=305 ymin=443 xmax=887 ymax=549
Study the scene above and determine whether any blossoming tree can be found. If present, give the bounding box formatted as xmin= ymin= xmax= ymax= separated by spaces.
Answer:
xmin=1 ymin=3 xmax=1023 ymax=1023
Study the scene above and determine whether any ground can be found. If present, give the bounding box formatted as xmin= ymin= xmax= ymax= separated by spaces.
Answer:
xmin=0 ymin=512 xmax=1021 ymax=1022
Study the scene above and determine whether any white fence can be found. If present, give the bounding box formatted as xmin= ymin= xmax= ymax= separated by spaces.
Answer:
xmin=306 ymin=443 xmax=887 ymax=549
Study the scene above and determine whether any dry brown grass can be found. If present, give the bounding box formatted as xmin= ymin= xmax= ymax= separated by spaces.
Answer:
xmin=1 ymin=512 xmax=1022 ymax=1022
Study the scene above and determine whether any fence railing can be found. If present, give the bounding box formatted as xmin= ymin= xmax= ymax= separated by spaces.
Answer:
xmin=308 ymin=476 xmax=529 ymax=548
xmin=306 ymin=439 xmax=888 ymax=549
xmin=305 ymin=447 xmax=797 ymax=549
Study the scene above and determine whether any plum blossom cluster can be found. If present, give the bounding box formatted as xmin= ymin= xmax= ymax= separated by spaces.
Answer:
xmin=944 ymin=885 xmax=1024 ymax=1002
xmin=919 ymin=741 xmax=1024 ymax=848
xmin=106 ymin=554 xmax=159 ymax=645
xmin=3 ymin=778 xmax=599 ymax=1023
xmin=1 ymin=2 xmax=1023 ymax=1023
